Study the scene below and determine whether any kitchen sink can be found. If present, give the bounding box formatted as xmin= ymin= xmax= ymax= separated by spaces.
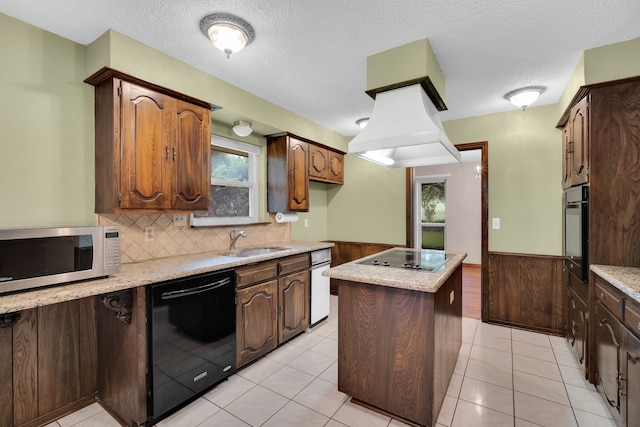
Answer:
xmin=221 ymin=246 xmax=289 ymax=257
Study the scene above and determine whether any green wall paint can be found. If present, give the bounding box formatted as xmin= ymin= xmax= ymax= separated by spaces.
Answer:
xmin=444 ymin=105 xmax=563 ymax=255
xmin=367 ymin=39 xmax=445 ymax=100
xmin=87 ymin=30 xmax=349 ymax=152
xmin=326 ymin=156 xmax=406 ymax=245
xmin=291 ymin=182 xmax=329 ymax=241
xmin=0 ymin=13 xmax=95 ymax=228
xmin=585 ymin=37 xmax=640 ymax=85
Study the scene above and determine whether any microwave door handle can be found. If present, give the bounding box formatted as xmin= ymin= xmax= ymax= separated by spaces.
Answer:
xmin=160 ymin=278 xmax=230 ymax=300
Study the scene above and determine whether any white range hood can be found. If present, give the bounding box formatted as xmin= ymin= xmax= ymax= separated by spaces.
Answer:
xmin=348 ymin=83 xmax=461 ymax=168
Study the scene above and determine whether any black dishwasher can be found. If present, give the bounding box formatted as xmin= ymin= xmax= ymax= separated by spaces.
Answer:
xmin=147 ymin=269 xmax=236 ymax=423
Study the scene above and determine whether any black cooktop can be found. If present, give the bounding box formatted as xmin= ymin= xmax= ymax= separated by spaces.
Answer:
xmin=356 ymin=249 xmax=449 ymax=271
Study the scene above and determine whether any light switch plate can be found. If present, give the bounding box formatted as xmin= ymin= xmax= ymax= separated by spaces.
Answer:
xmin=492 ymin=218 xmax=501 ymax=229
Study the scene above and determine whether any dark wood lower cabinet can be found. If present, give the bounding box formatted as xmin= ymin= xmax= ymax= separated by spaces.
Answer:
xmin=236 ymin=280 xmax=279 ymax=367
xmin=567 ymin=287 xmax=588 ymax=371
xmin=0 ymin=299 xmax=97 ymax=427
xmin=487 ymin=252 xmax=564 ymax=333
xmin=623 ymin=327 xmax=640 ymax=427
xmin=279 ymin=270 xmax=310 ymax=343
xmin=595 ymin=301 xmax=623 ymax=424
xmin=96 ymin=288 xmax=147 ymax=426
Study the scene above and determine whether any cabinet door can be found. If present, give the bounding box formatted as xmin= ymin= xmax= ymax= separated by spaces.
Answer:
xmin=120 ymin=81 xmax=173 ymax=210
xmin=288 ymin=138 xmax=309 ymax=211
xmin=567 ymin=288 xmax=588 ymax=369
xmin=308 ymin=145 xmax=329 ymax=180
xmin=328 ymin=151 xmax=344 ymax=184
xmin=278 ymin=270 xmax=310 ymax=343
xmin=172 ymin=99 xmax=210 ymax=210
xmin=595 ymin=301 xmax=623 ymax=423
xmin=0 ymin=320 xmax=12 ymax=427
xmin=237 ymin=280 xmax=278 ymax=367
xmin=562 ymin=123 xmax=572 ymax=189
xmin=624 ymin=328 xmax=640 ymax=427
xmin=570 ymin=96 xmax=589 ymax=186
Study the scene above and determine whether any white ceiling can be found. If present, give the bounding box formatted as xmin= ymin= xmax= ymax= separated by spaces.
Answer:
xmin=2 ymin=1 xmax=639 ymax=137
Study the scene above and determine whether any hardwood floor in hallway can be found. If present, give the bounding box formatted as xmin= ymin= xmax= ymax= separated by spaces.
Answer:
xmin=462 ymin=264 xmax=481 ymax=319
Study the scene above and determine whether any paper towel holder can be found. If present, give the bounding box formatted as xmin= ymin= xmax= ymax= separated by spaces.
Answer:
xmin=275 ymin=212 xmax=299 ymax=223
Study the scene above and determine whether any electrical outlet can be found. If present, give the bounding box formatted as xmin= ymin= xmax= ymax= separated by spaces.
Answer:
xmin=450 ymin=290 xmax=455 ymax=304
xmin=304 ymin=219 xmax=309 ymax=228
xmin=173 ymin=214 xmax=187 ymax=227
xmin=144 ymin=226 xmax=155 ymax=242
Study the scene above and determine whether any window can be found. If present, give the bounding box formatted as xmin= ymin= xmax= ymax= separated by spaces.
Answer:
xmin=415 ymin=177 xmax=447 ymax=250
xmin=191 ymin=136 xmax=260 ymax=226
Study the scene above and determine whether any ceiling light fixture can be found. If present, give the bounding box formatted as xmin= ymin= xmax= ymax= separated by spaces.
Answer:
xmin=355 ymin=118 xmax=369 ymax=129
xmin=200 ymin=13 xmax=255 ymax=59
xmin=504 ymin=86 xmax=546 ymax=110
xmin=232 ymin=121 xmax=252 ymax=137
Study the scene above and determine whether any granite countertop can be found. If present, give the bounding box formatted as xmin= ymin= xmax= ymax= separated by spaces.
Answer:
xmin=590 ymin=264 xmax=640 ymax=303
xmin=0 ymin=241 xmax=333 ymax=315
xmin=324 ymin=248 xmax=466 ymax=293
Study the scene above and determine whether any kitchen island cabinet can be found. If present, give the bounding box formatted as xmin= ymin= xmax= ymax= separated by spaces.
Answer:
xmin=325 ymin=249 xmax=465 ymax=427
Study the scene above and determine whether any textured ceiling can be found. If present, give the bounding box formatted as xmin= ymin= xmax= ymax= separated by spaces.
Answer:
xmin=1 ymin=0 xmax=639 ymax=136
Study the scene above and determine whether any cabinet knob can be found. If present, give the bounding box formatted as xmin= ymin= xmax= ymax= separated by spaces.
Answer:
xmin=601 ymin=293 xmax=606 ymax=299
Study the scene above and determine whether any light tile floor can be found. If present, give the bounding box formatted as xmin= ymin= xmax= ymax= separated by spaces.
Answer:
xmin=48 ymin=296 xmax=616 ymax=427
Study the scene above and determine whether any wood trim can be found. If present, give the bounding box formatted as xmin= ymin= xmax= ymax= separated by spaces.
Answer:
xmin=265 ymin=131 xmax=347 ymax=155
xmin=364 ymin=76 xmax=448 ymax=112
xmin=84 ymin=67 xmax=215 ymax=110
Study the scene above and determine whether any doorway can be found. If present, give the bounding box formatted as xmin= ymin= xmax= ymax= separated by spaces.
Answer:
xmin=406 ymin=141 xmax=488 ymax=320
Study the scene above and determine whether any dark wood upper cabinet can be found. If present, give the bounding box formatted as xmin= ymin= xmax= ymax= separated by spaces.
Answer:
xmin=86 ymin=68 xmax=211 ymax=213
xmin=267 ymin=134 xmax=309 ymax=212
xmin=561 ymin=94 xmax=589 ymax=189
xmin=267 ymin=132 xmax=345 ymax=213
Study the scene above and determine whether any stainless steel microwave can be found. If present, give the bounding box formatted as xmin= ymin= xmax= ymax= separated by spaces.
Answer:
xmin=0 ymin=226 xmax=121 ymax=295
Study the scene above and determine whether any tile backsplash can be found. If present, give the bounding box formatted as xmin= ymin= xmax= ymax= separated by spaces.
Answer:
xmin=98 ymin=214 xmax=290 ymax=263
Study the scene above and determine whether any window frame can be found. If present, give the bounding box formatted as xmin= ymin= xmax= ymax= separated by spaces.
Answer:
xmin=190 ymin=135 xmax=261 ymax=227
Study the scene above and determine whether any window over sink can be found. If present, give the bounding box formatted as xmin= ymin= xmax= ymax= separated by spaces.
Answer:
xmin=191 ymin=135 xmax=260 ymax=226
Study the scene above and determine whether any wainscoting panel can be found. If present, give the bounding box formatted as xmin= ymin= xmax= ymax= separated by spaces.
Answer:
xmin=487 ymin=252 xmax=565 ymax=334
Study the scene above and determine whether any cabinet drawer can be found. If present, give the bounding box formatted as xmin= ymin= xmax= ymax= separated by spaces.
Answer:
xmin=595 ymin=278 xmax=624 ymax=318
xmin=278 ymin=254 xmax=310 ymax=276
xmin=236 ymin=261 xmax=278 ymax=289
xmin=625 ymin=301 xmax=640 ymax=337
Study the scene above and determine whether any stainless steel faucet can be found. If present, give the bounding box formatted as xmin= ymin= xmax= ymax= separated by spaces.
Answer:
xmin=229 ymin=228 xmax=247 ymax=252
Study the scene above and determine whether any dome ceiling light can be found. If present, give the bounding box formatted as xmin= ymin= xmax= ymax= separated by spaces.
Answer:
xmin=355 ymin=118 xmax=369 ymax=129
xmin=504 ymin=86 xmax=546 ymax=110
xmin=200 ymin=13 xmax=255 ymax=59
xmin=232 ymin=121 xmax=252 ymax=137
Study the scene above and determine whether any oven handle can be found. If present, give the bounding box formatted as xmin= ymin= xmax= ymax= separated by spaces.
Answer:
xmin=160 ymin=277 xmax=231 ymax=300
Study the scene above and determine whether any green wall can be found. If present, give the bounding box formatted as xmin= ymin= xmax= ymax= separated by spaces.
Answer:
xmin=445 ymin=105 xmax=563 ymax=255
xmin=0 ymin=13 xmax=95 ymax=228
xmin=291 ymin=182 xmax=329 ymax=241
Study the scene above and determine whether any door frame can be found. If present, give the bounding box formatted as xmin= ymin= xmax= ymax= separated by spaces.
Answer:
xmin=406 ymin=141 xmax=489 ymax=321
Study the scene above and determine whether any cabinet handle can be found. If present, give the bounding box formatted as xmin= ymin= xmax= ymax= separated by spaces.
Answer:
xmin=165 ymin=146 xmax=169 ymax=160
xmin=601 ymin=293 xmax=606 ymax=300
xmin=173 ymin=146 xmax=176 ymax=161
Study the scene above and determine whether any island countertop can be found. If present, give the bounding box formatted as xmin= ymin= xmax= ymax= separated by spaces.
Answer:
xmin=0 ymin=241 xmax=333 ymax=315
xmin=324 ymin=248 xmax=466 ymax=293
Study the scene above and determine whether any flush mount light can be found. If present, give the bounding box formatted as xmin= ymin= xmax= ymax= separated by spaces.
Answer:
xmin=355 ymin=118 xmax=369 ymax=129
xmin=200 ymin=13 xmax=255 ymax=59
xmin=232 ymin=120 xmax=252 ymax=137
xmin=504 ymin=86 xmax=546 ymax=110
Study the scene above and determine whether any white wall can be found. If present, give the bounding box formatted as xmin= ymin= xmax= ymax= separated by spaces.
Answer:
xmin=415 ymin=159 xmax=482 ymax=264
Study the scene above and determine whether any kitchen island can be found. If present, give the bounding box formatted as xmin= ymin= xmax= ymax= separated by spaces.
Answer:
xmin=324 ymin=248 xmax=466 ymax=427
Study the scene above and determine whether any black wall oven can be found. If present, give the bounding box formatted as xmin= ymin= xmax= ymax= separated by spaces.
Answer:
xmin=147 ymin=269 xmax=236 ymax=424
xmin=564 ymin=185 xmax=589 ymax=282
